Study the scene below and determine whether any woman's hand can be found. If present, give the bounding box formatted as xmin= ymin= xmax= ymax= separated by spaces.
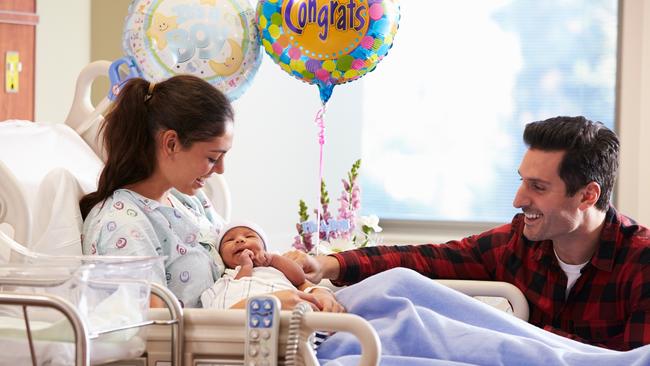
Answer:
xmin=229 ymin=289 xmax=322 ymax=310
xmin=269 ymin=289 xmax=322 ymax=311
xmin=311 ymin=288 xmax=345 ymax=313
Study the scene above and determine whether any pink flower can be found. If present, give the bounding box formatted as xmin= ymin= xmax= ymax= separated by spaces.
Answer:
xmin=292 ymin=235 xmax=307 ymax=252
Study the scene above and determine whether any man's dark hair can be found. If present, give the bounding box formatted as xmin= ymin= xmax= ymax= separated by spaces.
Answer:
xmin=523 ymin=116 xmax=619 ymax=211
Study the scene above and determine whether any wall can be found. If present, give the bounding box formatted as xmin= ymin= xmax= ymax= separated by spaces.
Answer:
xmin=617 ymin=0 xmax=650 ymax=227
xmin=90 ymin=0 xmax=130 ymax=105
xmin=34 ymin=0 xmax=90 ymax=122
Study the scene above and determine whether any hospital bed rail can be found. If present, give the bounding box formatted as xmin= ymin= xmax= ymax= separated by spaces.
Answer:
xmin=146 ymin=306 xmax=380 ymax=366
xmin=0 ymin=291 xmax=90 ymax=366
xmin=0 ymin=284 xmax=181 ymax=366
xmin=435 ymin=279 xmax=529 ymax=321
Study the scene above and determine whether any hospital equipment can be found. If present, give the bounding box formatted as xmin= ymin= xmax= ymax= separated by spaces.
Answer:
xmin=0 ymin=60 xmax=529 ymax=365
xmin=244 ymin=295 xmax=281 ymax=365
xmin=0 ymin=249 xmax=181 ymax=366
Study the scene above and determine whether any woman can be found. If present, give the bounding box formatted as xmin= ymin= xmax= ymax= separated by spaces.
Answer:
xmin=80 ymin=75 xmax=339 ymax=310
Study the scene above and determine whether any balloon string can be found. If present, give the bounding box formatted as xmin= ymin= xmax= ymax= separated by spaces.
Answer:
xmin=314 ymin=103 xmax=327 ymax=255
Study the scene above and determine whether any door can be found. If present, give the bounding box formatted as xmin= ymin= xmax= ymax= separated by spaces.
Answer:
xmin=0 ymin=0 xmax=38 ymax=121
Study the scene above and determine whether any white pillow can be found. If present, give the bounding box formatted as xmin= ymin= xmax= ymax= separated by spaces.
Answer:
xmin=31 ymin=168 xmax=85 ymax=255
xmin=0 ymin=120 xmax=102 ymax=210
xmin=0 ymin=120 xmax=102 ymax=253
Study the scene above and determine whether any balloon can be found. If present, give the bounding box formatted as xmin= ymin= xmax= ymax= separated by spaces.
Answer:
xmin=256 ymin=0 xmax=400 ymax=103
xmin=122 ymin=0 xmax=262 ymax=101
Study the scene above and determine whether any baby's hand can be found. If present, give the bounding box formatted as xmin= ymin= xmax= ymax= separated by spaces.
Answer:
xmin=238 ymin=249 xmax=254 ymax=267
xmin=253 ymin=252 xmax=273 ymax=267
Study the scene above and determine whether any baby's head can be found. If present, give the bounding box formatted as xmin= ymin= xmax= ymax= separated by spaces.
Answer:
xmin=218 ymin=221 xmax=268 ymax=268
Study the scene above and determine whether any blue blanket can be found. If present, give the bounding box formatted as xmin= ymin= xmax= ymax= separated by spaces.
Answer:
xmin=317 ymin=268 xmax=650 ymax=366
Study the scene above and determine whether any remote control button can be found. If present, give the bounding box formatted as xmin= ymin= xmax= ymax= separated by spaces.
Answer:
xmin=263 ymin=317 xmax=272 ymax=327
xmin=248 ymin=346 xmax=259 ymax=356
xmin=251 ymin=301 xmax=260 ymax=310
xmin=262 ymin=330 xmax=270 ymax=339
xmin=263 ymin=301 xmax=272 ymax=310
xmin=249 ymin=330 xmax=259 ymax=340
xmin=261 ymin=347 xmax=270 ymax=357
xmin=251 ymin=316 xmax=260 ymax=327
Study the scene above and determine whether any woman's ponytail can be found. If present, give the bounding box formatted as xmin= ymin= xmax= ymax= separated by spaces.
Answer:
xmin=80 ymin=75 xmax=234 ymax=219
xmin=80 ymin=79 xmax=156 ymax=218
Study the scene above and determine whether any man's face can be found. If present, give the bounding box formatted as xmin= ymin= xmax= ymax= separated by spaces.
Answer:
xmin=512 ymin=149 xmax=585 ymax=243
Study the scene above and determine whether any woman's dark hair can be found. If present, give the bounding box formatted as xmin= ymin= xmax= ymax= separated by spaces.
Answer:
xmin=80 ymin=75 xmax=234 ymax=218
xmin=523 ymin=116 xmax=619 ymax=211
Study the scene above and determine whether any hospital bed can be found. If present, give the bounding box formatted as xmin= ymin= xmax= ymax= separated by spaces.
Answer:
xmin=0 ymin=231 xmax=379 ymax=366
xmin=0 ymin=60 xmax=529 ymax=365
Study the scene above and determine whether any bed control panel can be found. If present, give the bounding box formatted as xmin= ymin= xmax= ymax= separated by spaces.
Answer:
xmin=245 ymin=295 xmax=280 ymax=366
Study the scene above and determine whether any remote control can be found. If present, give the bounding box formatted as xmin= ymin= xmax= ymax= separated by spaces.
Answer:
xmin=245 ymin=295 xmax=281 ymax=366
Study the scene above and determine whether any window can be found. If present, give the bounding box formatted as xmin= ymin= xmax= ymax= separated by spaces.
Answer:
xmin=360 ymin=0 xmax=618 ymax=223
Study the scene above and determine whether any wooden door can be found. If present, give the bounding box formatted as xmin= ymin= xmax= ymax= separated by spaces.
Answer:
xmin=0 ymin=0 xmax=38 ymax=121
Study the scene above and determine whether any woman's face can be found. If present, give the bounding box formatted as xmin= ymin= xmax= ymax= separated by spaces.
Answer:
xmin=167 ymin=120 xmax=234 ymax=196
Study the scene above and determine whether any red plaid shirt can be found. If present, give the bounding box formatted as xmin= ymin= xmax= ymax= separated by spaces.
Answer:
xmin=331 ymin=206 xmax=650 ymax=350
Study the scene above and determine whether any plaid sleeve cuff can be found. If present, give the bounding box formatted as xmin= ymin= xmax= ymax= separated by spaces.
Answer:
xmin=330 ymin=251 xmax=359 ymax=286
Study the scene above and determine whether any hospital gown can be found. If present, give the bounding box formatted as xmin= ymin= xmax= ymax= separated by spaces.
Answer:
xmin=82 ymin=188 xmax=225 ymax=308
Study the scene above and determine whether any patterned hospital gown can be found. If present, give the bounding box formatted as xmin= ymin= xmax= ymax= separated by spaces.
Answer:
xmin=82 ymin=188 xmax=225 ymax=308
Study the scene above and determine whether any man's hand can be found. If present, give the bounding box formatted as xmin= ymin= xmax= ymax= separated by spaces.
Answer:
xmin=283 ymin=250 xmax=340 ymax=284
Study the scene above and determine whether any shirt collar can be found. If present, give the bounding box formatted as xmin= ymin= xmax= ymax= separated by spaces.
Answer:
xmin=117 ymin=188 xmax=163 ymax=211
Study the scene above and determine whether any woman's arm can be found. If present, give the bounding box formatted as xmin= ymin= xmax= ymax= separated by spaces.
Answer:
xmin=297 ymin=281 xmax=346 ymax=313
xmin=228 ymin=289 xmax=322 ymax=310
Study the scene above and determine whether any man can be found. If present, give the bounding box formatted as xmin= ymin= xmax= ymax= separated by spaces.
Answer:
xmin=290 ymin=116 xmax=650 ymax=351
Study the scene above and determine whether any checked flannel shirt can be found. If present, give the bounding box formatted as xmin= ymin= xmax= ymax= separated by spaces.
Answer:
xmin=331 ymin=206 xmax=650 ymax=350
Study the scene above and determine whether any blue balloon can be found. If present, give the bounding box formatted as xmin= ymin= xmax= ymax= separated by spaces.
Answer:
xmin=122 ymin=0 xmax=262 ymax=101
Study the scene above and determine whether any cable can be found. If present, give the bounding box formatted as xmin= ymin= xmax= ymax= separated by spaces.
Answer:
xmin=285 ymin=302 xmax=312 ymax=366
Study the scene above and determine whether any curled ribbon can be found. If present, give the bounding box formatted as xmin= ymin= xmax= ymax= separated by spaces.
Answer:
xmin=314 ymin=103 xmax=327 ymax=254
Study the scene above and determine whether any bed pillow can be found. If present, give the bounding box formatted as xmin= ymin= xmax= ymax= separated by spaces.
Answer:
xmin=31 ymin=168 xmax=85 ymax=255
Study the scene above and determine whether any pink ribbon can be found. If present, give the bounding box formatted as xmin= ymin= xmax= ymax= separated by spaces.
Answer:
xmin=314 ymin=103 xmax=327 ymax=254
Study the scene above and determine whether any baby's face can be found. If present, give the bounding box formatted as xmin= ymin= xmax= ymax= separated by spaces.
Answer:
xmin=219 ymin=226 xmax=265 ymax=268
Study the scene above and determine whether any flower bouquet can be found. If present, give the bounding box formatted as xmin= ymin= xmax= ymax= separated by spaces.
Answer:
xmin=292 ymin=159 xmax=382 ymax=254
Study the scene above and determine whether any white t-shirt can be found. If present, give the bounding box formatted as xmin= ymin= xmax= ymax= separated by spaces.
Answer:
xmin=554 ymin=249 xmax=589 ymax=299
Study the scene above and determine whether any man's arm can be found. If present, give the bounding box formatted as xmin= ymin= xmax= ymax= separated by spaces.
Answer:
xmin=283 ymin=252 xmax=340 ymax=284
xmin=620 ymin=272 xmax=650 ymax=350
xmin=285 ymin=222 xmax=515 ymax=286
